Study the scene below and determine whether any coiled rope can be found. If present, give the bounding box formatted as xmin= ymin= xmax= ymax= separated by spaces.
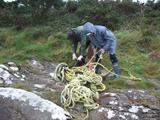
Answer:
xmin=54 ymin=52 xmax=141 ymax=119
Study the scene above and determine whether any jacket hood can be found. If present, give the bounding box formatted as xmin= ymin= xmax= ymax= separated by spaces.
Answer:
xmin=83 ymin=22 xmax=96 ymax=34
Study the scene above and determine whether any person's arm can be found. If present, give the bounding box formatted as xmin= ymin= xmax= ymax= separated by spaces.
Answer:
xmin=71 ymin=40 xmax=78 ymax=54
xmin=80 ymin=34 xmax=87 ymax=56
xmin=70 ymin=40 xmax=78 ymax=60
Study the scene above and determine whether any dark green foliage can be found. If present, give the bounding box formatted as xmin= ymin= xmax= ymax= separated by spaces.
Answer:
xmin=0 ymin=0 xmax=5 ymax=8
xmin=66 ymin=1 xmax=78 ymax=13
xmin=0 ymin=0 xmax=159 ymax=30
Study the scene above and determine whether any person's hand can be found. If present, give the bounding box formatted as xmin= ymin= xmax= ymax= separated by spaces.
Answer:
xmin=93 ymin=48 xmax=97 ymax=55
xmin=99 ymin=49 xmax=105 ymax=54
xmin=72 ymin=53 xmax=77 ymax=60
xmin=99 ymin=49 xmax=105 ymax=59
xmin=77 ymin=55 xmax=83 ymax=61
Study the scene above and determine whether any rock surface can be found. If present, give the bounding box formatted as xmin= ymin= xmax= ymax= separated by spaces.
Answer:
xmin=0 ymin=59 xmax=160 ymax=120
xmin=90 ymin=90 xmax=160 ymax=120
xmin=0 ymin=88 xmax=70 ymax=120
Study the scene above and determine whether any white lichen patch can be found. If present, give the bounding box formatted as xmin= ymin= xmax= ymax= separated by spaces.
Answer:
xmin=131 ymin=114 xmax=138 ymax=119
xmin=139 ymin=106 xmax=150 ymax=113
xmin=142 ymin=108 xmax=150 ymax=113
xmin=0 ymin=69 xmax=10 ymax=79
xmin=32 ymin=60 xmax=38 ymax=65
xmin=129 ymin=105 xmax=139 ymax=113
xmin=8 ymin=62 xmax=15 ymax=65
xmin=34 ymin=84 xmax=46 ymax=89
xmin=137 ymin=90 xmax=145 ymax=93
xmin=109 ymin=101 xmax=118 ymax=105
xmin=5 ymin=80 xmax=13 ymax=84
xmin=124 ymin=112 xmax=129 ymax=116
xmin=128 ymin=90 xmax=132 ymax=93
xmin=0 ymin=68 xmax=12 ymax=85
xmin=124 ymin=112 xmax=138 ymax=120
xmin=10 ymin=66 xmax=19 ymax=71
xmin=0 ymin=64 xmax=9 ymax=70
xmin=20 ymin=78 xmax=25 ymax=81
xmin=49 ymin=73 xmax=54 ymax=78
xmin=98 ymin=107 xmax=105 ymax=112
xmin=98 ymin=108 xmax=116 ymax=119
xmin=104 ymin=92 xmax=116 ymax=96
xmin=119 ymin=106 xmax=124 ymax=111
xmin=22 ymin=74 xmax=26 ymax=78
xmin=107 ymin=110 xmax=115 ymax=119
xmin=133 ymin=96 xmax=137 ymax=100
xmin=0 ymin=88 xmax=70 ymax=120
xmin=119 ymin=115 xmax=125 ymax=119
xmin=13 ymin=73 xmax=20 ymax=78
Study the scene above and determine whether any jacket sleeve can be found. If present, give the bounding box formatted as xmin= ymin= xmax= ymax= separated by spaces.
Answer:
xmin=102 ymin=39 xmax=110 ymax=51
xmin=71 ymin=40 xmax=78 ymax=54
xmin=80 ymin=34 xmax=87 ymax=56
xmin=102 ymin=30 xmax=115 ymax=51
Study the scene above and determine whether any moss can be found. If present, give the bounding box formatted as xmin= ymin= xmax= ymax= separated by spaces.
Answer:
xmin=41 ymin=89 xmax=61 ymax=105
xmin=12 ymin=83 xmax=32 ymax=91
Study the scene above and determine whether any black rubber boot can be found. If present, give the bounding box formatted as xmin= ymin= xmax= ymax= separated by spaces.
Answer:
xmin=112 ymin=63 xmax=121 ymax=79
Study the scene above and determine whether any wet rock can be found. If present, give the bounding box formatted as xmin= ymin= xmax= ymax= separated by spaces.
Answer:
xmin=0 ymin=67 xmax=13 ymax=85
xmin=0 ymin=88 xmax=71 ymax=120
xmin=0 ymin=60 xmax=160 ymax=120
xmin=27 ymin=60 xmax=44 ymax=70
xmin=0 ymin=62 xmax=27 ymax=86
xmin=0 ymin=106 xmax=25 ymax=120
xmin=90 ymin=90 xmax=160 ymax=120
xmin=125 ymin=90 xmax=160 ymax=109
xmin=0 ymin=64 xmax=9 ymax=70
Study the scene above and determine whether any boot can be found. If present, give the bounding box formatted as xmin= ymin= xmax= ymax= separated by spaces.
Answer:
xmin=112 ymin=63 xmax=121 ymax=79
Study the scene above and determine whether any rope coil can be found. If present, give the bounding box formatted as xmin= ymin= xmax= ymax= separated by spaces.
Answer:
xmin=54 ymin=52 xmax=141 ymax=119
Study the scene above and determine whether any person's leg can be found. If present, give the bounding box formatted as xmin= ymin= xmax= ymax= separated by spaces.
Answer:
xmin=109 ymin=54 xmax=120 ymax=79
xmin=109 ymin=40 xmax=120 ymax=79
xmin=95 ymin=50 xmax=101 ymax=74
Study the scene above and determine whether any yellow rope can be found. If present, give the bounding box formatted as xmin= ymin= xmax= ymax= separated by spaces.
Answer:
xmin=54 ymin=53 xmax=141 ymax=119
xmin=54 ymin=63 xmax=105 ymax=119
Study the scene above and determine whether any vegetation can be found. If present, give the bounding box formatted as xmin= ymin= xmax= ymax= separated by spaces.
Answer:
xmin=12 ymin=83 xmax=32 ymax=91
xmin=0 ymin=0 xmax=160 ymax=89
xmin=41 ymin=89 xmax=61 ymax=105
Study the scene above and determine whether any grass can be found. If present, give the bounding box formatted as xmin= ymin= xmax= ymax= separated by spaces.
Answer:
xmin=104 ymin=78 xmax=155 ymax=90
xmin=0 ymin=26 xmax=73 ymax=64
xmin=0 ymin=26 xmax=159 ymax=90
xmin=115 ymin=29 xmax=160 ymax=78
xmin=149 ymin=91 xmax=160 ymax=98
xmin=41 ymin=89 xmax=61 ymax=105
